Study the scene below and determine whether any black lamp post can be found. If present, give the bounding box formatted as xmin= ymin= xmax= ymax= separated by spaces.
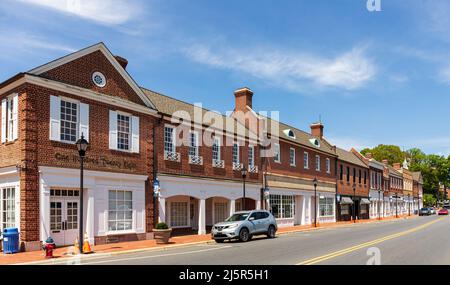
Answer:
xmin=76 ymin=134 xmax=89 ymax=254
xmin=313 ymin=178 xmax=318 ymax=228
xmin=395 ymin=192 xmax=398 ymax=218
xmin=241 ymin=166 xmax=247 ymax=211
xmin=352 ymin=183 xmax=356 ymax=223
xmin=378 ymin=189 xmax=381 ymax=220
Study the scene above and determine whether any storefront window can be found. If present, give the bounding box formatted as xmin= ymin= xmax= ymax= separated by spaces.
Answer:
xmin=2 ymin=187 xmax=15 ymax=229
xmin=319 ymin=197 xmax=334 ymax=217
xmin=270 ymin=194 xmax=295 ymax=219
xmin=170 ymin=202 xmax=188 ymax=227
xmin=108 ymin=190 xmax=133 ymax=231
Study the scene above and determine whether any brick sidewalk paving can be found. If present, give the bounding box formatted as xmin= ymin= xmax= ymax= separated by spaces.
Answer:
xmin=0 ymin=215 xmax=417 ymax=265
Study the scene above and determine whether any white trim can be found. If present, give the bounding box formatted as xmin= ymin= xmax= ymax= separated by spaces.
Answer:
xmin=0 ymin=75 xmax=158 ymax=117
xmin=28 ymin=43 xmax=156 ymax=110
xmin=39 ymin=166 xmax=148 ymax=181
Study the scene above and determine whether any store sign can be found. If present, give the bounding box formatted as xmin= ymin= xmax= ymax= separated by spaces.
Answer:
xmin=55 ymin=153 xmax=137 ymax=171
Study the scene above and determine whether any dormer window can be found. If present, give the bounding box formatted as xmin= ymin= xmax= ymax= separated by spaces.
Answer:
xmin=283 ymin=129 xmax=296 ymax=139
xmin=310 ymin=138 xmax=320 ymax=148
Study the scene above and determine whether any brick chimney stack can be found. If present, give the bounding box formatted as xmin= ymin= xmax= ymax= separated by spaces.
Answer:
xmin=365 ymin=153 xmax=373 ymax=159
xmin=115 ymin=55 xmax=128 ymax=69
xmin=393 ymin=163 xmax=401 ymax=170
xmin=234 ymin=87 xmax=254 ymax=112
xmin=310 ymin=123 xmax=324 ymax=139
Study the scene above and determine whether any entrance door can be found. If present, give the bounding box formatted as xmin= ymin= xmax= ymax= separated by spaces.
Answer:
xmin=50 ymin=190 xmax=80 ymax=246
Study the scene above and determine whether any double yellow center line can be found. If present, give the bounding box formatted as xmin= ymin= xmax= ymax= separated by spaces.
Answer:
xmin=297 ymin=218 xmax=443 ymax=265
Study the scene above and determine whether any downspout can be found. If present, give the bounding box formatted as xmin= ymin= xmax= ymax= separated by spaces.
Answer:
xmin=153 ymin=115 xmax=163 ymax=228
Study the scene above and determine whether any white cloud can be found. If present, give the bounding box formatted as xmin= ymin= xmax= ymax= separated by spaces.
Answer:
xmin=17 ymin=0 xmax=141 ymax=25
xmin=439 ymin=67 xmax=450 ymax=85
xmin=183 ymin=44 xmax=376 ymax=92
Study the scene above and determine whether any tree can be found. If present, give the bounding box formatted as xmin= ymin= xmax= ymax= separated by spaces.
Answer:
xmin=423 ymin=194 xmax=436 ymax=207
xmin=361 ymin=145 xmax=405 ymax=165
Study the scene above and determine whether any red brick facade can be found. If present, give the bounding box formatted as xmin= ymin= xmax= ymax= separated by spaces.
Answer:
xmin=336 ymin=161 xmax=370 ymax=197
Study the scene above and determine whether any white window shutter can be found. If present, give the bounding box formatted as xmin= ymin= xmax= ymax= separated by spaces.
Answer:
xmin=1 ymin=99 xmax=6 ymax=143
xmin=109 ymin=110 xmax=118 ymax=150
xmin=131 ymin=116 xmax=140 ymax=153
xmin=79 ymin=103 xmax=89 ymax=142
xmin=49 ymin=95 xmax=61 ymax=141
xmin=12 ymin=94 xmax=18 ymax=141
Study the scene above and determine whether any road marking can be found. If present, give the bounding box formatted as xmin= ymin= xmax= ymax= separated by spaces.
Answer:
xmin=297 ymin=218 xmax=443 ymax=265
xmin=74 ymin=245 xmax=233 ymax=265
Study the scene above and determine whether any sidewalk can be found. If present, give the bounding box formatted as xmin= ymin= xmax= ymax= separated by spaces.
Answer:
xmin=2 ymin=215 xmax=417 ymax=265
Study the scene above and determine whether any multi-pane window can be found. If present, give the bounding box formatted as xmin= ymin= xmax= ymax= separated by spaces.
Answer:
xmin=189 ymin=132 xmax=199 ymax=156
xmin=108 ymin=190 xmax=133 ymax=232
xmin=232 ymin=143 xmax=240 ymax=164
xmin=347 ymin=166 xmax=350 ymax=182
xmin=214 ymin=202 xmax=228 ymax=224
xmin=304 ymin=152 xmax=309 ymax=169
xmin=319 ymin=197 xmax=334 ymax=217
xmin=7 ymin=97 xmax=14 ymax=140
xmin=340 ymin=165 xmax=343 ymax=180
xmin=1 ymin=188 xmax=15 ymax=230
xmin=117 ymin=114 xmax=131 ymax=151
xmin=315 ymin=155 xmax=321 ymax=171
xmin=270 ymin=194 xmax=295 ymax=219
xmin=164 ymin=126 xmax=175 ymax=153
xmin=353 ymin=168 xmax=356 ymax=183
xmin=60 ymin=100 xmax=78 ymax=142
xmin=170 ymin=202 xmax=188 ymax=227
xmin=290 ymin=148 xmax=296 ymax=166
xmin=359 ymin=169 xmax=362 ymax=184
xmin=248 ymin=146 xmax=255 ymax=167
xmin=50 ymin=202 xmax=62 ymax=231
xmin=274 ymin=143 xmax=281 ymax=162
xmin=326 ymin=158 xmax=331 ymax=174
xmin=212 ymin=137 xmax=220 ymax=161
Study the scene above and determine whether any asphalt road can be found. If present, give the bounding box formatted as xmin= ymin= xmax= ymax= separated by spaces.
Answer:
xmin=36 ymin=215 xmax=449 ymax=265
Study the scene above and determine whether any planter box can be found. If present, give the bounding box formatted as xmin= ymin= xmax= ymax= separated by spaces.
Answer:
xmin=153 ymin=229 xmax=172 ymax=244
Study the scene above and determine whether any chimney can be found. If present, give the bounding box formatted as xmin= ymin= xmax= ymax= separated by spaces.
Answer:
xmin=234 ymin=87 xmax=254 ymax=112
xmin=115 ymin=55 xmax=128 ymax=69
xmin=382 ymin=159 xmax=388 ymax=165
xmin=310 ymin=123 xmax=324 ymax=139
xmin=393 ymin=163 xmax=401 ymax=170
xmin=365 ymin=153 xmax=373 ymax=159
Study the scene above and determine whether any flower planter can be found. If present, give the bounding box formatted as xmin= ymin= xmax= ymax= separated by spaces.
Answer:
xmin=153 ymin=228 xmax=172 ymax=244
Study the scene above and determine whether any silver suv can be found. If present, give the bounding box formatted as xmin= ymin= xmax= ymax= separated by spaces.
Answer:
xmin=211 ymin=210 xmax=278 ymax=243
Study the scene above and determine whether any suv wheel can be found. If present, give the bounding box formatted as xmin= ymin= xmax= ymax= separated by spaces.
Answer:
xmin=239 ymin=228 xmax=250 ymax=242
xmin=267 ymin=225 xmax=276 ymax=239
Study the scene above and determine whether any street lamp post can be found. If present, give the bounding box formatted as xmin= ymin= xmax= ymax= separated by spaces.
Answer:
xmin=313 ymin=178 xmax=318 ymax=228
xmin=408 ymin=194 xmax=411 ymax=216
xmin=378 ymin=190 xmax=381 ymax=220
xmin=352 ymin=183 xmax=356 ymax=223
xmin=76 ymin=134 xmax=89 ymax=254
xmin=241 ymin=166 xmax=247 ymax=211
xmin=395 ymin=192 xmax=398 ymax=218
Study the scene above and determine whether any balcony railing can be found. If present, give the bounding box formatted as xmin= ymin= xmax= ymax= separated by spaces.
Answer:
xmin=189 ymin=155 xmax=204 ymax=166
xmin=233 ymin=162 xmax=243 ymax=171
xmin=249 ymin=165 xmax=259 ymax=174
xmin=164 ymin=151 xmax=180 ymax=162
xmin=212 ymin=159 xmax=225 ymax=169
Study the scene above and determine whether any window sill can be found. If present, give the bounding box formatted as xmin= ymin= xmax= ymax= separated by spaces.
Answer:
xmin=106 ymin=230 xmax=137 ymax=236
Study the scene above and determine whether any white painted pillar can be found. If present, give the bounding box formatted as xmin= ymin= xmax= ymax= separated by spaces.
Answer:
xmin=158 ymin=197 xmax=166 ymax=223
xmin=230 ymin=199 xmax=236 ymax=216
xmin=86 ymin=188 xmax=95 ymax=245
xmin=198 ymin=199 xmax=206 ymax=235
xmin=256 ymin=200 xmax=261 ymax=210
xmin=300 ymin=196 xmax=306 ymax=225
xmin=307 ymin=195 xmax=312 ymax=225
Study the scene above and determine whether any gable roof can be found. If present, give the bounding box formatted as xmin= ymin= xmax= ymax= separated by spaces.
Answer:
xmin=261 ymin=116 xmax=337 ymax=156
xmin=336 ymin=147 xmax=368 ymax=168
xmin=142 ymin=88 xmax=257 ymax=139
xmin=28 ymin=42 xmax=156 ymax=110
xmin=387 ymin=165 xmax=403 ymax=178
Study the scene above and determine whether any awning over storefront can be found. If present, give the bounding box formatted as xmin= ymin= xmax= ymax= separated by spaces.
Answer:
xmin=360 ymin=198 xmax=371 ymax=205
xmin=340 ymin=197 xmax=354 ymax=205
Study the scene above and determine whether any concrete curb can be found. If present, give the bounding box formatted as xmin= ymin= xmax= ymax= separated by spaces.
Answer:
xmin=17 ymin=215 xmax=419 ymax=265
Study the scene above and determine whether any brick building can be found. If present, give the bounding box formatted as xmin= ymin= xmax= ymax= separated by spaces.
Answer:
xmin=385 ymin=161 xmax=404 ymax=217
xmin=335 ymin=148 xmax=370 ymax=221
xmin=395 ymin=161 xmax=414 ymax=215
xmin=412 ymin=172 xmax=423 ymax=212
xmin=231 ymin=88 xmax=338 ymax=227
xmin=143 ymin=89 xmax=262 ymax=235
xmin=0 ymin=43 xmax=158 ymax=249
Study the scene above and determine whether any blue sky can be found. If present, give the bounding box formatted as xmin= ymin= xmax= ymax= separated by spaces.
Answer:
xmin=1 ymin=0 xmax=450 ymax=155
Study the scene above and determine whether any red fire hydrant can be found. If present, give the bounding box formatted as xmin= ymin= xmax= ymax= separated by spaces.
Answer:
xmin=43 ymin=237 xmax=56 ymax=259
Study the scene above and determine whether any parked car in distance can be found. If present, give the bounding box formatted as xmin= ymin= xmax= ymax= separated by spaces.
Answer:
xmin=438 ymin=208 xmax=449 ymax=215
xmin=419 ymin=208 xmax=431 ymax=216
xmin=430 ymin=207 xmax=437 ymax=215
xmin=211 ymin=210 xmax=278 ymax=243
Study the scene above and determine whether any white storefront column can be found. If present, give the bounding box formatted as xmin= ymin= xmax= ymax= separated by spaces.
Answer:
xmin=158 ymin=197 xmax=166 ymax=223
xmin=85 ymin=188 xmax=95 ymax=245
xmin=230 ymin=199 xmax=236 ymax=216
xmin=256 ymin=199 xmax=261 ymax=210
xmin=198 ymin=199 xmax=206 ymax=235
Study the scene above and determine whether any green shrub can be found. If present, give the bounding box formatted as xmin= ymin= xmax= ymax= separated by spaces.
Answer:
xmin=155 ymin=222 xmax=169 ymax=230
